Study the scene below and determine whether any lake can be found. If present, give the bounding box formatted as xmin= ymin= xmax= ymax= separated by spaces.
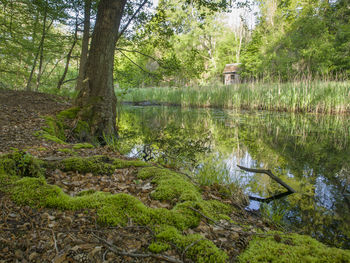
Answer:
xmin=118 ymin=104 xmax=350 ymax=248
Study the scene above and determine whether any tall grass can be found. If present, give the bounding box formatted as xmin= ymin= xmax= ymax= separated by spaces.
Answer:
xmin=119 ymin=80 xmax=350 ymax=114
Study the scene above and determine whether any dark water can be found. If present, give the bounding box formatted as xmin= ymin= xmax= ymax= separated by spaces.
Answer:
xmin=118 ymin=105 xmax=350 ymax=248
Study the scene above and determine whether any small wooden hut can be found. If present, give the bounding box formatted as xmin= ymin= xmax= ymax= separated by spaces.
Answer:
xmin=223 ymin=63 xmax=240 ymax=85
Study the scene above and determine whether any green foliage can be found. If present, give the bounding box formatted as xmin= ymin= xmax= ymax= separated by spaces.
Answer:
xmin=238 ymin=232 xmax=350 ymax=263
xmin=41 ymin=133 xmax=67 ymax=144
xmin=0 ymin=1 xmax=80 ymax=91
xmin=240 ymin=0 xmax=350 ymax=80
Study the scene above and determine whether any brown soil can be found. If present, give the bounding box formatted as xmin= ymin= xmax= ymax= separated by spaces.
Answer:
xmin=0 ymin=89 xmax=273 ymax=263
xmin=0 ymin=89 xmax=70 ymax=153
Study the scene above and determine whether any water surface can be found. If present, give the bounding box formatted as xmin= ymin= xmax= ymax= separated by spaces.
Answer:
xmin=118 ymin=105 xmax=350 ymax=248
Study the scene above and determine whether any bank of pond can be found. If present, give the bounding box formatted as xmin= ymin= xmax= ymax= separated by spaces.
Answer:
xmin=116 ymin=105 xmax=350 ymax=250
xmin=119 ymin=81 xmax=350 ymax=114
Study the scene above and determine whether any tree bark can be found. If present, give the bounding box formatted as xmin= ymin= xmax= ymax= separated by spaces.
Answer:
xmin=75 ymin=0 xmax=127 ymax=141
xmin=76 ymin=0 xmax=91 ymax=92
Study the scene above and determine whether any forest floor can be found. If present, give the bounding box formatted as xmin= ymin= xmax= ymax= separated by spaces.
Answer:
xmin=0 ymin=88 xmax=276 ymax=263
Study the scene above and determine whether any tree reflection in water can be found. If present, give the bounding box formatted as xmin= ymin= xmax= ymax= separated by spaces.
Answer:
xmin=117 ymin=105 xmax=350 ymax=248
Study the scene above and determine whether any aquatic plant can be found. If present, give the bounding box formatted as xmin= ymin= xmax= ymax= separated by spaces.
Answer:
xmin=120 ymin=81 xmax=350 ymax=114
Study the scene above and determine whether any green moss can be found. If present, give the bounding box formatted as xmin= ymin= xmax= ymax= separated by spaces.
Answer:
xmin=36 ymin=147 xmax=47 ymax=151
xmin=0 ymin=150 xmax=43 ymax=178
xmin=174 ymin=199 xmax=232 ymax=223
xmin=72 ymin=143 xmax=94 ymax=149
xmin=138 ymin=167 xmax=201 ymax=202
xmin=113 ymin=158 xmax=149 ymax=168
xmin=50 ymin=156 xmax=149 ymax=175
xmin=138 ymin=166 xmax=166 ymax=180
xmin=76 ymin=189 xmax=97 ymax=196
xmin=73 ymin=120 xmax=90 ymax=140
xmin=156 ymin=226 xmax=228 ymax=263
xmin=238 ymin=232 xmax=350 ymax=263
xmin=1 ymin=153 xmax=234 ymax=262
xmin=59 ymin=156 xmax=115 ymax=175
xmin=39 ymin=108 xmax=91 ymax=143
xmin=3 ymin=173 xmax=227 ymax=262
xmin=56 ymin=107 xmax=80 ymax=120
xmin=148 ymin=242 xmax=170 ymax=253
xmin=42 ymin=116 xmax=66 ymax=141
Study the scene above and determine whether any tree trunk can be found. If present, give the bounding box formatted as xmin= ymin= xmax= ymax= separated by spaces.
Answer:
xmin=76 ymin=0 xmax=91 ymax=92
xmin=75 ymin=0 xmax=127 ymax=142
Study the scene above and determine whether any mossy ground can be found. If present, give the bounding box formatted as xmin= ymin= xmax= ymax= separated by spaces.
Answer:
xmin=46 ymin=155 xmax=150 ymax=175
xmin=1 ymin=151 xmax=350 ymax=263
xmin=238 ymin=232 xmax=350 ymax=263
xmin=0 ymin=151 xmax=230 ymax=262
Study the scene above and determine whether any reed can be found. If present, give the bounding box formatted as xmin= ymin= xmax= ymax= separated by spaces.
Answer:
xmin=119 ymin=80 xmax=350 ymax=114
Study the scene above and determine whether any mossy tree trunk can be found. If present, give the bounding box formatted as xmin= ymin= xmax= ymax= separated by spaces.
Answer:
xmin=75 ymin=0 xmax=126 ymax=142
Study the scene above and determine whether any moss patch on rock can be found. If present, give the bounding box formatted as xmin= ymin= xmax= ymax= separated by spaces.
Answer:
xmin=238 ymin=232 xmax=350 ymax=263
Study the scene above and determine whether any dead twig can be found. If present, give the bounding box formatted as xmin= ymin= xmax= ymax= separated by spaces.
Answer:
xmin=51 ymin=229 xmax=59 ymax=255
xmin=92 ymin=233 xmax=183 ymax=263
xmin=182 ymin=238 xmax=205 ymax=262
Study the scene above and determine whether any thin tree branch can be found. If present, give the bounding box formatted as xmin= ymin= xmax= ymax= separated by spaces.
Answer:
xmin=116 ymin=47 xmax=160 ymax=64
xmin=116 ymin=0 xmax=149 ymax=42
xmin=118 ymin=49 xmax=159 ymax=80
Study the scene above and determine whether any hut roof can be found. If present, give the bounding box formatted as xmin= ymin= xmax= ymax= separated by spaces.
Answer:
xmin=223 ymin=63 xmax=241 ymax=74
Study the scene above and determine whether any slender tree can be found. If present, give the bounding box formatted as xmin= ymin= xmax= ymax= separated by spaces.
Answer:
xmin=76 ymin=0 xmax=92 ymax=92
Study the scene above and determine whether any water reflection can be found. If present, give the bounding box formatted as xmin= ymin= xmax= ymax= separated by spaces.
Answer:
xmin=117 ymin=105 xmax=350 ymax=248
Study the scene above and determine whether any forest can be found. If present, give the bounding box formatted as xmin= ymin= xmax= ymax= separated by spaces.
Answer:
xmin=1 ymin=0 xmax=349 ymax=90
xmin=0 ymin=0 xmax=350 ymax=262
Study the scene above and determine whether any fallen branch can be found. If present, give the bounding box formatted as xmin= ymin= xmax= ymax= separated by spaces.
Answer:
xmin=237 ymin=165 xmax=296 ymax=203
